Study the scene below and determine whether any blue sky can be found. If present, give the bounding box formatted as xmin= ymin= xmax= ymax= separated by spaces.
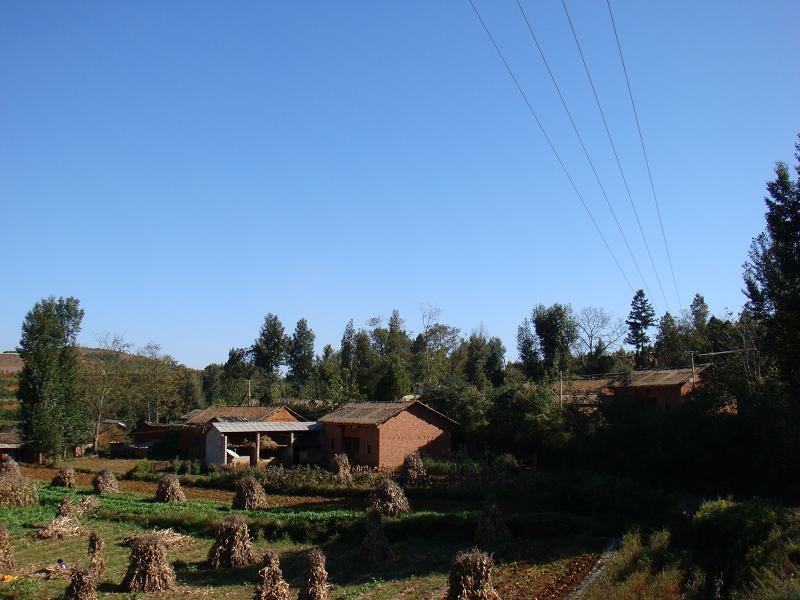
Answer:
xmin=1 ymin=1 xmax=797 ymax=368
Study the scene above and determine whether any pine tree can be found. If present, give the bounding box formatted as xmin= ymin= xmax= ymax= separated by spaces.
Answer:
xmin=744 ymin=136 xmax=800 ymax=390
xmin=18 ymin=296 xmax=88 ymax=457
xmin=287 ymin=319 xmax=315 ymax=389
xmin=654 ymin=312 xmax=685 ymax=368
xmin=339 ymin=320 xmax=356 ymax=377
xmin=252 ymin=314 xmax=287 ymax=397
xmin=625 ymin=290 xmax=656 ymax=369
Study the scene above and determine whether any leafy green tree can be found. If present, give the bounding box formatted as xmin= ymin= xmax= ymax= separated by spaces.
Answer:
xmin=202 ymin=363 xmax=225 ymax=405
xmin=287 ymin=318 xmax=315 ymax=389
xmin=744 ymin=136 xmax=800 ymax=389
xmin=485 ymin=337 xmax=506 ymax=387
xmin=517 ymin=318 xmax=543 ymax=380
xmin=352 ymin=329 xmax=379 ymax=398
xmin=690 ymin=294 xmax=710 ymax=332
xmin=464 ymin=332 xmax=490 ymax=389
xmin=220 ymin=347 xmax=257 ymax=403
xmin=625 ymin=290 xmax=656 ymax=368
xmin=532 ymin=304 xmax=577 ymax=376
xmin=374 ymin=355 xmax=410 ymax=402
xmin=252 ymin=313 xmax=287 ymax=398
xmin=654 ymin=312 xmax=686 ymax=368
xmin=18 ymin=296 xmax=88 ymax=457
xmin=339 ymin=319 xmax=356 ymax=378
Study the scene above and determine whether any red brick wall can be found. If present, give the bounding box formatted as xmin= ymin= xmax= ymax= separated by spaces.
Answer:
xmin=266 ymin=408 xmax=301 ymax=422
xmin=324 ymin=424 xmax=379 ymax=468
xmin=377 ymin=405 xmax=451 ymax=468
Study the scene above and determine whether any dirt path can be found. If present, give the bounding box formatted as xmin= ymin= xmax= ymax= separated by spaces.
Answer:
xmin=20 ymin=466 xmax=348 ymax=508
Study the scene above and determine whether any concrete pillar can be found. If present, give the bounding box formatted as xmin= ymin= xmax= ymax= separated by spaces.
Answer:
xmin=282 ymin=432 xmax=295 ymax=467
xmin=255 ymin=433 xmax=261 ymax=466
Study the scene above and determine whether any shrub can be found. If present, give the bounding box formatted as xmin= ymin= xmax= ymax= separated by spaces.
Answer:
xmin=125 ymin=459 xmax=153 ymax=480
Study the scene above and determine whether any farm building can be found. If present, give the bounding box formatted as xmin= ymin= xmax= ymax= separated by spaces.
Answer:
xmin=204 ymin=421 xmax=324 ymax=467
xmin=556 ymin=366 xmax=709 ymax=410
xmin=0 ymin=431 xmax=21 ymax=460
xmin=318 ymin=397 xmax=457 ymax=468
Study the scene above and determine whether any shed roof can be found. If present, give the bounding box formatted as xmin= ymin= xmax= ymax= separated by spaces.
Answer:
xmin=318 ymin=399 xmax=457 ymax=426
xmin=554 ymin=366 xmax=709 ymax=398
xmin=210 ymin=421 xmax=323 ymax=434
xmin=621 ymin=366 xmax=707 ymax=387
xmin=0 ymin=431 xmax=20 ymax=447
xmin=183 ymin=405 xmax=306 ymax=425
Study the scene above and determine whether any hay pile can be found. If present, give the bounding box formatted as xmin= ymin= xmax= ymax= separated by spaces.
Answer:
xmin=91 ymin=470 xmax=119 ymax=495
xmin=155 ymin=474 xmax=186 ymax=503
xmin=51 ymin=466 xmax=77 ymax=488
xmin=59 ymin=496 xmax=99 ymax=517
xmin=475 ymin=498 xmax=511 ymax=548
xmin=121 ymin=534 xmax=176 ymax=592
xmin=233 ymin=476 xmax=269 ymax=510
xmin=88 ymin=531 xmax=106 ymax=576
xmin=0 ymin=469 xmax=38 ymax=508
xmin=35 ymin=514 xmax=84 ymax=539
xmin=208 ymin=515 xmax=255 ymax=569
xmin=399 ymin=452 xmax=427 ymax=486
xmin=332 ymin=453 xmax=353 ymax=485
xmin=298 ymin=548 xmax=330 ymax=600
xmin=361 ymin=509 xmax=393 ymax=564
xmin=253 ymin=550 xmax=291 ymax=600
xmin=121 ymin=528 xmax=193 ymax=548
xmin=0 ymin=456 xmax=20 ymax=478
xmin=446 ymin=549 xmax=500 ymax=600
xmin=369 ymin=477 xmax=410 ymax=516
xmin=0 ymin=523 xmax=15 ymax=571
xmin=64 ymin=567 xmax=97 ymax=600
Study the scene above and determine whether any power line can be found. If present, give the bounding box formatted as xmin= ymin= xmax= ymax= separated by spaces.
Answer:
xmin=513 ymin=0 xmax=658 ymax=313
xmin=605 ymin=0 xmax=682 ymax=310
xmin=465 ymin=0 xmax=635 ymax=293
xmin=557 ymin=0 xmax=671 ymax=313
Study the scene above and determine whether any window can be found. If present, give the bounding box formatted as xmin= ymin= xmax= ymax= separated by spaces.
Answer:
xmin=367 ymin=444 xmax=371 ymax=455
xmin=330 ymin=438 xmax=334 ymax=450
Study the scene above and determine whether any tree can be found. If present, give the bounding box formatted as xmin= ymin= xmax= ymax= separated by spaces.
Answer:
xmin=287 ymin=318 xmax=315 ymax=389
xmin=374 ymin=355 xmax=410 ymax=402
xmin=653 ymin=312 xmax=685 ymax=368
xmin=517 ymin=318 xmax=543 ymax=380
xmin=80 ymin=334 xmax=131 ymax=452
xmin=18 ymin=296 xmax=88 ymax=457
xmin=221 ymin=347 xmax=256 ymax=404
xmin=252 ymin=313 xmax=287 ymax=399
xmin=339 ymin=320 xmax=356 ymax=378
xmin=744 ymin=136 xmax=800 ymax=390
xmin=690 ymin=294 xmax=710 ymax=332
xmin=625 ymin=290 xmax=656 ymax=369
xmin=532 ymin=304 xmax=577 ymax=377
xmin=573 ymin=307 xmax=625 ymax=373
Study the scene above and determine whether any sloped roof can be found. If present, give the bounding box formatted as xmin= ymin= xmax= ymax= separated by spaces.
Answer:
xmin=318 ymin=400 xmax=457 ymax=426
xmin=622 ymin=366 xmax=707 ymax=387
xmin=0 ymin=431 xmax=21 ymax=447
xmin=183 ymin=405 xmax=306 ymax=425
xmin=211 ymin=421 xmax=323 ymax=434
xmin=554 ymin=366 xmax=709 ymax=399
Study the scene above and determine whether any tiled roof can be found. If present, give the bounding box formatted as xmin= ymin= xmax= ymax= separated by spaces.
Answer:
xmin=318 ymin=400 xmax=457 ymax=426
xmin=183 ymin=405 xmax=304 ymax=425
xmin=0 ymin=431 xmax=21 ymax=447
xmin=554 ymin=366 xmax=709 ymax=398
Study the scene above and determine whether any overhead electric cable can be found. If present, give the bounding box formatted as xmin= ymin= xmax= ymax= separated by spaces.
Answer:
xmin=556 ymin=0 xmax=670 ymax=312
xmin=514 ymin=0 xmax=660 ymax=313
xmin=605 ymin=0 xmax=682 ymax=310
xmin=466 ymin=0 xmax=635 ymax=292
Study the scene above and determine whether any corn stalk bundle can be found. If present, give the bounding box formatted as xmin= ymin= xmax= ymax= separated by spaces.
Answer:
xmin=35 ymin=514 xmax=84 ymax=539
xmin=0 ymin=523 xmax=15 ymax=571
xmin=121 ymin=534 xmax=177 ymax=592
xmin=233 ymin=476 xmax=269 ymax=510
xmin=298 ymin=548 xmax=330 ymax=600
xmin=121 ymin=528 xmax=193 ymax=548
xmin=252 ymin=550 xmax=292 ymax=600
xmin=475 ymin=498 xmax=511 ymax=548
xmin=208 ymin=515 xmax=255 ymax=569
xmin=331 ymin=453 xmax=353 ymax=486
xmin=88 ymin=531 xmax=106 ymax=576
xmin=0 ymin=456 xmax=20 ymax=478
xmin=155 ymin=474 xmax=185 ymax=503
xmin=64 ymin=567 xmax=97 ymax=600
xmin=446 ymin=549 xmax=500 ymax=600
xmin=51 ymin=467 xmax=77 ymax=489
xmin=59 ymin=496 xmax=99 ymax=518
xmin=399 ymin=452 xmax=428 ymax=486
xmin=91 ymin=470 xmax=119 ymax=495
xmin=361 ymin=509 xmax=393 ymax=564
xmin=0 ymin=473 xmax=38 ymax=508
xmin=369 ymin=477 xmax=410 ymax=516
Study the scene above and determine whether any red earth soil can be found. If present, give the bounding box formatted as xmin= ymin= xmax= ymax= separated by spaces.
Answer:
xmin=494 ymin=552 xmax=600 ymax=600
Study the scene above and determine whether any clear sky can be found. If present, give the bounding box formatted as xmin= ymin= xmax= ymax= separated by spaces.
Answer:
xmin=1 ymin=1 xmax=798 ymax=369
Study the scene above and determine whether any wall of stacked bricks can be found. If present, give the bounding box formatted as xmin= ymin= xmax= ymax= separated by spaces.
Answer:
xmin=377 ymin=405 xmax=451 ymax=467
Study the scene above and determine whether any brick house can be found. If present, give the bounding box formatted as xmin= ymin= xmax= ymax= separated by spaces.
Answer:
xmin=318 ymin=397 xmax=457 ymax=468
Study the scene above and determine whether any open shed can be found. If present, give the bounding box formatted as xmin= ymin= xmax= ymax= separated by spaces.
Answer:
xmin=205 ymin=421 xmax=324 ymax=467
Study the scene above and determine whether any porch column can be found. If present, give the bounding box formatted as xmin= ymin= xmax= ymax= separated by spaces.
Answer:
xmin=255 ymin=433 xmax=261 ymax=466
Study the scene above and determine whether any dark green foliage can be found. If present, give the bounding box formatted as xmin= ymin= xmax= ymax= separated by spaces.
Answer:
xmin=18 ymin=296 xmax=88 ymax=457
xmin=532 ymin=304 xmax=577 ymax=377
xmin=287 ymin=319 xmax=315 ymax=389
xmin=625 ymin=290 xmax=656 ymax=368
xmin=252 ymin=314 xmax=287 ymax=398
xmin=744 ymin=135 xmax=800 ymax=390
